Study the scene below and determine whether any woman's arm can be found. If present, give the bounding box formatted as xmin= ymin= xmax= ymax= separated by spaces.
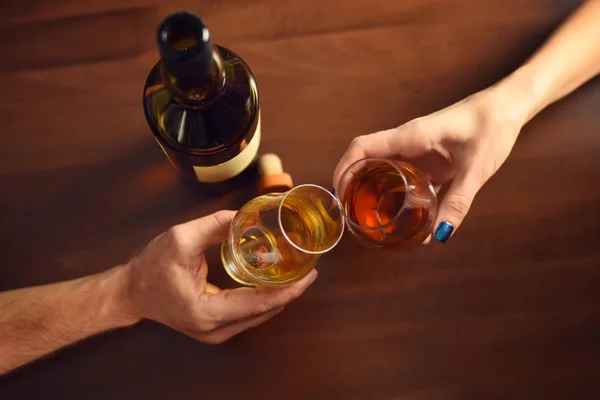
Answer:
xmin=493 ymin=0 xmax=600 ymax=123
xmin=334 ymin=0 xmax=600 ymax=243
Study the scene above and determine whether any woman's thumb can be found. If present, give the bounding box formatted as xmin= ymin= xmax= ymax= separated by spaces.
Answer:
xmin=433 ymin=172 xmax=480 ymax=243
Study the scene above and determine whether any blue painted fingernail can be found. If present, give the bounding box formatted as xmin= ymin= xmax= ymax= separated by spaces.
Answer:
xmin=434 ymin=222 xmax=454 ymax=243
xmin=331 ymin=189 xmax=336 ymax=196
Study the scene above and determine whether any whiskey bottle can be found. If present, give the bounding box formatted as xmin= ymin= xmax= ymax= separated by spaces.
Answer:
xmin=143 ymin=11 xmax=260 ymax=184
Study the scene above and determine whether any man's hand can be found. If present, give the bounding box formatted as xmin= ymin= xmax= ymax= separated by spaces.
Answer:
xmin=0 ymin=211 xmax=317 ymax=376
xmin=124 ymin=210 xmax=318 ymax=344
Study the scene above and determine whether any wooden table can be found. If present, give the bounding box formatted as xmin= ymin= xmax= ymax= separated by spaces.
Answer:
xmin=1 ymin=0 xmax=599 ymax=398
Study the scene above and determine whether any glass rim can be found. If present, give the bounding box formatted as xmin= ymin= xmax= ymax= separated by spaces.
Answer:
xmin=334 ymin=157 xmax=409 ymax=232
xmin=278 ymin=184 xmax=345 ymax=255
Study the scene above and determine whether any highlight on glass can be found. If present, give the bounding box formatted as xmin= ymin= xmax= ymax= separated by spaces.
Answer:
xmin=221 ymin=184 xmax=344 ymax=287
xmin=334 ymin=157 xmax=438 ymax=251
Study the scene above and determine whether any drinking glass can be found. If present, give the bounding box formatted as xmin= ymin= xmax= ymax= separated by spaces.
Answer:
xmin=334 ymin=157 xmax=437 ymax=251
xmin=221 ymin=184 xmax=344 ymax=287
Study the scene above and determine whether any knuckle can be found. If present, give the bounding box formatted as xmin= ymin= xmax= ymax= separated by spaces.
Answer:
xmin=425 ymin=137 xmax=435 ymax=153
xmin=350 ymin=135 xmax=366 ymax=149
xmin=211 ymin=211 xmax=232 ymax=231
xmin=212 ymin=209 xmax=231 ymax=221
xmin=165 ymin=225 xmax=186 ymax=245
xmin=192 ymin=319 xmax=219 ymax=334
xmin=404 ymin=117 xmax=432 ymax=137
xmin=204 ymin=320 xmax=220 ymax=332
xmin=249 ymin=300 xmax=279 ymax=318
xmin=202 ymin=334 xmax=227 ymax=345
xmin=397 ymin=120 xmax=435 ymax=151
xmin=251 ymin=305 xmax=273 ymax=318
xmin=446 ymin=195 xmax=472 ymax=217
xmin=405 ymin=118 xmax=425 ymax=133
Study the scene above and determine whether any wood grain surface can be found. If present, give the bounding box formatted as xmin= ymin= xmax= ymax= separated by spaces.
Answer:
xmin=1 ymin=0 xmax=599 ymax=398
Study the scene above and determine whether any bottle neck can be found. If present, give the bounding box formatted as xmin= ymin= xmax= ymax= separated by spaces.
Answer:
xmin=160 ymin=47 xmax=226 ymax=106
xmin=156 ymin=11 xmax=225 ymax=106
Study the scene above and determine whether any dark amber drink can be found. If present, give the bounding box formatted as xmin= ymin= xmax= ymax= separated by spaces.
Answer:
xmin=336 ymin=158 xmax=437 ymax=251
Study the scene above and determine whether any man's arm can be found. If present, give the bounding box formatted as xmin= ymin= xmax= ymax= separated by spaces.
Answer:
xmin=0 ymin=266 xmax=138 ymax=375
xmin=492 ymin=0 xmax=600 ymax=122
xmin=0 ymin=211 xmax=319 ymax=376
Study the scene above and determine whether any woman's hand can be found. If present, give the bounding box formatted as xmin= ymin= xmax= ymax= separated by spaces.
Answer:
xmin=334 ymin=87 xmax=528 ymax=243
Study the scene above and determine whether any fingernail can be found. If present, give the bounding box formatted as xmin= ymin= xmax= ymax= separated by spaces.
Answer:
xmin=434 ymin=222 xmax=454 ymax=243
xmin=331 ymin=189 xmax=336 ymax=196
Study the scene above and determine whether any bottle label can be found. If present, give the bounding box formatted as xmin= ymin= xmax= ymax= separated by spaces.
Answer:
xmin=193 ymin=112 xmax=261 ymax=183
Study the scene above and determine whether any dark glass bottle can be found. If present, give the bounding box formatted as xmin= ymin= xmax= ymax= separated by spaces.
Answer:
xmin=143 ymin=11 xmax=260 ymax=184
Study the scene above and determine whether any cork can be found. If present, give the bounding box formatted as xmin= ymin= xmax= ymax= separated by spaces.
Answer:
xmin=257 ymin=153 xmax=294 ymax=194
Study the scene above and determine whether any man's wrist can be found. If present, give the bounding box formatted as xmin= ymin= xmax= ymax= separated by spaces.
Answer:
xmin=98 ymin=265 xmax=141 ymax=329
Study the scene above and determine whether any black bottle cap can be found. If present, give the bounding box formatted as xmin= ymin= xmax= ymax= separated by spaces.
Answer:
xmin=157 ymin=11 xmax=214 ymax=80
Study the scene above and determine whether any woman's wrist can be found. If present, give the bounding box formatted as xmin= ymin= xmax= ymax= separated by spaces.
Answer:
xmin=474 ymin=67 xmax=544 ymax=132
xmin=492 ymin=61 xmax=557 ymax=126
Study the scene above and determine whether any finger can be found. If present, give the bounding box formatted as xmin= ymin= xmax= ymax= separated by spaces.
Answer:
xmin=171 ymin=210 xmax=236 ymax=252
xmin=433 ymin=171 xmax=480 ymax=243
xmin=205 ymin=282 xmax=221 ymax=294
xmin=422 ymin=234 xmax=432 ymax=245
xmin=202 ymin=306 xmax=285 ymax=344
xmin=408 ymin=154 xmax=454 ymax=186
xmin=207 ymin=269 xmax=318 ymax=323
xmin=333 ymin=119 xmax=444 ymax=188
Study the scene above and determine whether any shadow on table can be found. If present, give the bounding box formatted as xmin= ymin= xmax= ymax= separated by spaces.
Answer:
xmin=0 ymin=139 xmax=258 ymax=290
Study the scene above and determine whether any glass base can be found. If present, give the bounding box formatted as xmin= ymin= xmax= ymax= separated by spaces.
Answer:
xmin=221 ymin=241 xmax=256 ymax=287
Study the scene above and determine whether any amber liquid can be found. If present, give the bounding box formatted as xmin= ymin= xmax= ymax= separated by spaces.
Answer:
xmin=343 ymin=161 xmax=434 ymax=251
xmin=222 ymin=187 xmax=343 ymax=287
xmin=221 ymin=196 xmax=321 ymax=286
xmin=225 ymin=196 xmax=319 ymax=285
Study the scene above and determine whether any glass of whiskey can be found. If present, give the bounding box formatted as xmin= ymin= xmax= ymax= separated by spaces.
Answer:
xmin=335 ymin=158 xmax=438 ymax=251
xmin=221 ymin=185 xmax=344 ymax=287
